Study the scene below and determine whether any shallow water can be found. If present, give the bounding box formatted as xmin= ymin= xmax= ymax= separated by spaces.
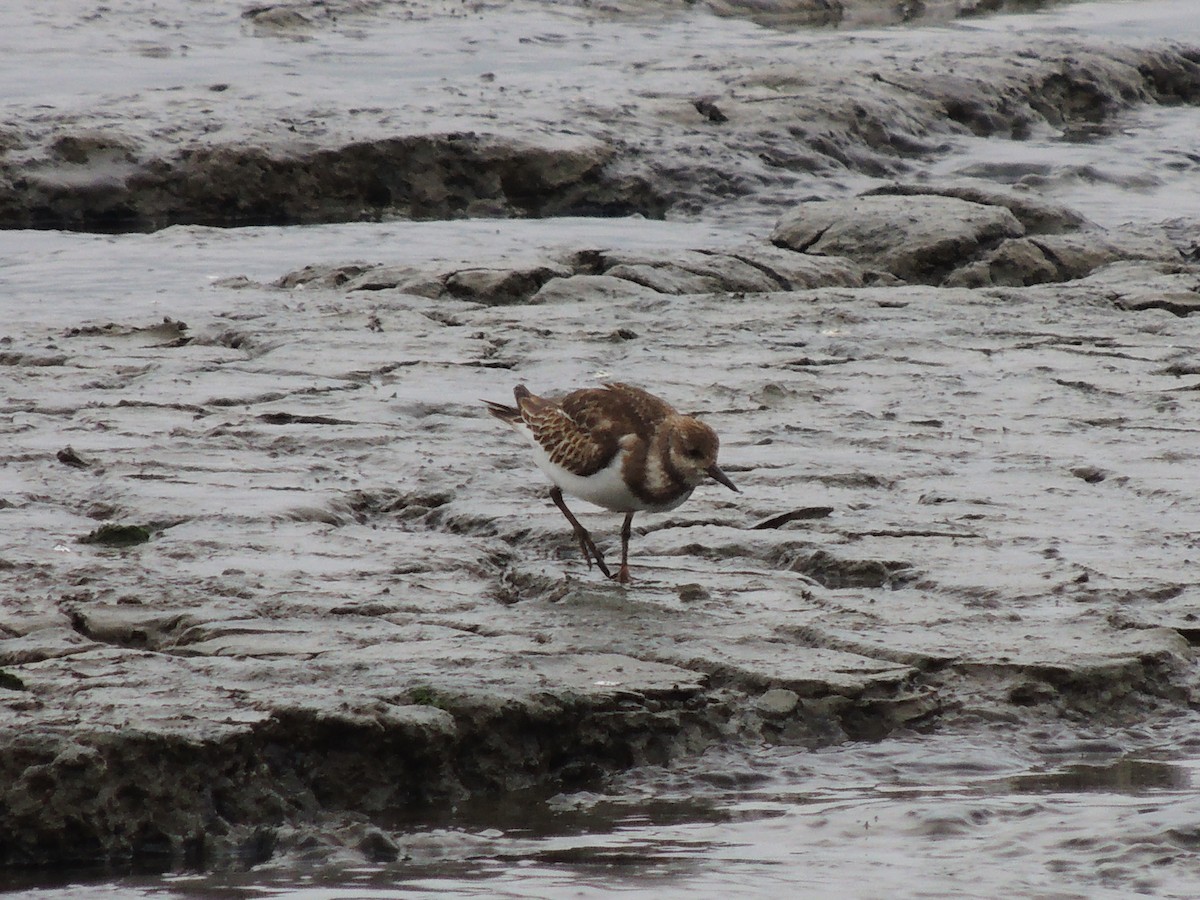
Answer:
xmin=929 ymin=102 xmax=1200 ymax=229
xmin=13 ymin=726 xmax=1200 ymax=897
xmin=917 ymin=0 xmax=1200 ymax=229
xmin=0 ymin=217 xmax=743 ymax=328
xmin=4 ymin=0 xmax=1200 ymax=231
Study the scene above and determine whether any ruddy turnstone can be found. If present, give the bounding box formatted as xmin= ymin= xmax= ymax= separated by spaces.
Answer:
xmin=485 ymin=382 xmax=739 ymax=583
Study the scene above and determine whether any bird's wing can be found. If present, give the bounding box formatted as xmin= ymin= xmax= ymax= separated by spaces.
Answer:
xmin=599 ymin=383 xmax=678 ymax=430
xmin=519 ymin=388 xmax=623 ymax=477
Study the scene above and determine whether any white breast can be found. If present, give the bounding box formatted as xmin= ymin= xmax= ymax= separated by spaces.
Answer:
xmin=510 ymin=422 xmax=690 ymax=513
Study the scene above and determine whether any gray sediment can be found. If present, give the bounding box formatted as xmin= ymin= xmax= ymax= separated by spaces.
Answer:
xmin=1 ymin=0 xmax=1199 ymax=877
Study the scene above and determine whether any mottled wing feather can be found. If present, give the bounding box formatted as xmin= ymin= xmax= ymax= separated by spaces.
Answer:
xmin=516 ymin=383 xmax=676 ymax=478
xmin=519 ymin=393 xmax=618 ymax=477
xmin=601 ymin=382 xmax=677 ymax=427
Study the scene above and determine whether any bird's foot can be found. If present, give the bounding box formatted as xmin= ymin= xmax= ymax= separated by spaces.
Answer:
xmin=573 ymin=528 xmax=612 ymax=579
xmin=616 ymin=563 xmax=631 ymax=585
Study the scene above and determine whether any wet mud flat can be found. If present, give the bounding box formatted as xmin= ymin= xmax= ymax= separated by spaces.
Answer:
xmin=3 ymin=0 xmax=1200 ymax=895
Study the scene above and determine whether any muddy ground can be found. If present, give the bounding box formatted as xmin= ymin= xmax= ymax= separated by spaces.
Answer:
xmin=1 ymin=0 xmax=1200 ymax=888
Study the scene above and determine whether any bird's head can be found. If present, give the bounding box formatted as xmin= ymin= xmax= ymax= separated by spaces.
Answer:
xmin=668 ymin=418 xmax=739 ymax=493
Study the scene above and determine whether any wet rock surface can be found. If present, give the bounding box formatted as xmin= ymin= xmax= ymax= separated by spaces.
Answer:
xmin=4 ymin=2 xmax=1200 ymax=232
xmin=1 ymin=133 xmax=661 ymax=231
xmin=2 ymin=0 xmax=1200 ymax=891
xmin=4 ymin=225 xmax=1199 ymax=871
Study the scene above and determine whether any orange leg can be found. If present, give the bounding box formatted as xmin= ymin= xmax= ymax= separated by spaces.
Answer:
xmin=617 ymin=512 xmax=635 ymax=584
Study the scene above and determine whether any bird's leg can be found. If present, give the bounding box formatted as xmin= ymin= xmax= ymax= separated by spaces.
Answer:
xmin=617 ymin=512 xmax=635 ymax=584
xmin=549 ymin=487 xmax=612 ymax=579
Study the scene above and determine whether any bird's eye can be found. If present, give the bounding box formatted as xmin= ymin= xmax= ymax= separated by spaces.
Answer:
xmin=687 ymin=447 xmax=703 ymax=459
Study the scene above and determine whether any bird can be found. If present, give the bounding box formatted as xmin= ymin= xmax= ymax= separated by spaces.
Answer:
xmin=485 ymin=382 xmax=739 ymax=583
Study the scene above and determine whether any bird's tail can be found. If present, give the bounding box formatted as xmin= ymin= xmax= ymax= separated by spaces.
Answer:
xmin=483 ymin=399 xmax=521 ymax=424
xmin=483 ymin=384 xmax=531 ymax=425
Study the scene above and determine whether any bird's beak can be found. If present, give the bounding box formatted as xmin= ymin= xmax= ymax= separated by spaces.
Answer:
xmin=707 ymin=464 xmax=740 ymax=493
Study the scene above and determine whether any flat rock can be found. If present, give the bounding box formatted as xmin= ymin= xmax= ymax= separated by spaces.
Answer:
xmin=529 ymin=274 xmax=664 ymax=304
xmin=771 ymin=195 xmax=1025 ymax=284
xmin=865 ymin=183 xmax=1088 ymax=235
xmin=727 ymin=243 xmax=866 ymax=290
xmin=756 ymin=687 xmax=800 ymax=717
xmin=946 ymin=228 xmax=1183 ymax=287
xmin=0 ymin=627 xmax=96 ymax=665
xmin=444 ymin=265 xmax=572 ymax=305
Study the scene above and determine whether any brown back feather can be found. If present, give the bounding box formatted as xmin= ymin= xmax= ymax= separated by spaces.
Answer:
xmin=518 ymin=383 xmax=668 ymax=477
xmin=496 ymin=383 xmax=687 ymax=485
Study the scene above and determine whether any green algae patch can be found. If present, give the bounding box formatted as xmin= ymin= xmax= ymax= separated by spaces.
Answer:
xmin=0 ymin=671 xmax=26 ymax=691
xmin=78 ymin=524 xmax=151 ymax=547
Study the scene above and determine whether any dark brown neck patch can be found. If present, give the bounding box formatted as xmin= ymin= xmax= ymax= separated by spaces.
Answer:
xmin=622 ymin=420 xmax=690 ymax=506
